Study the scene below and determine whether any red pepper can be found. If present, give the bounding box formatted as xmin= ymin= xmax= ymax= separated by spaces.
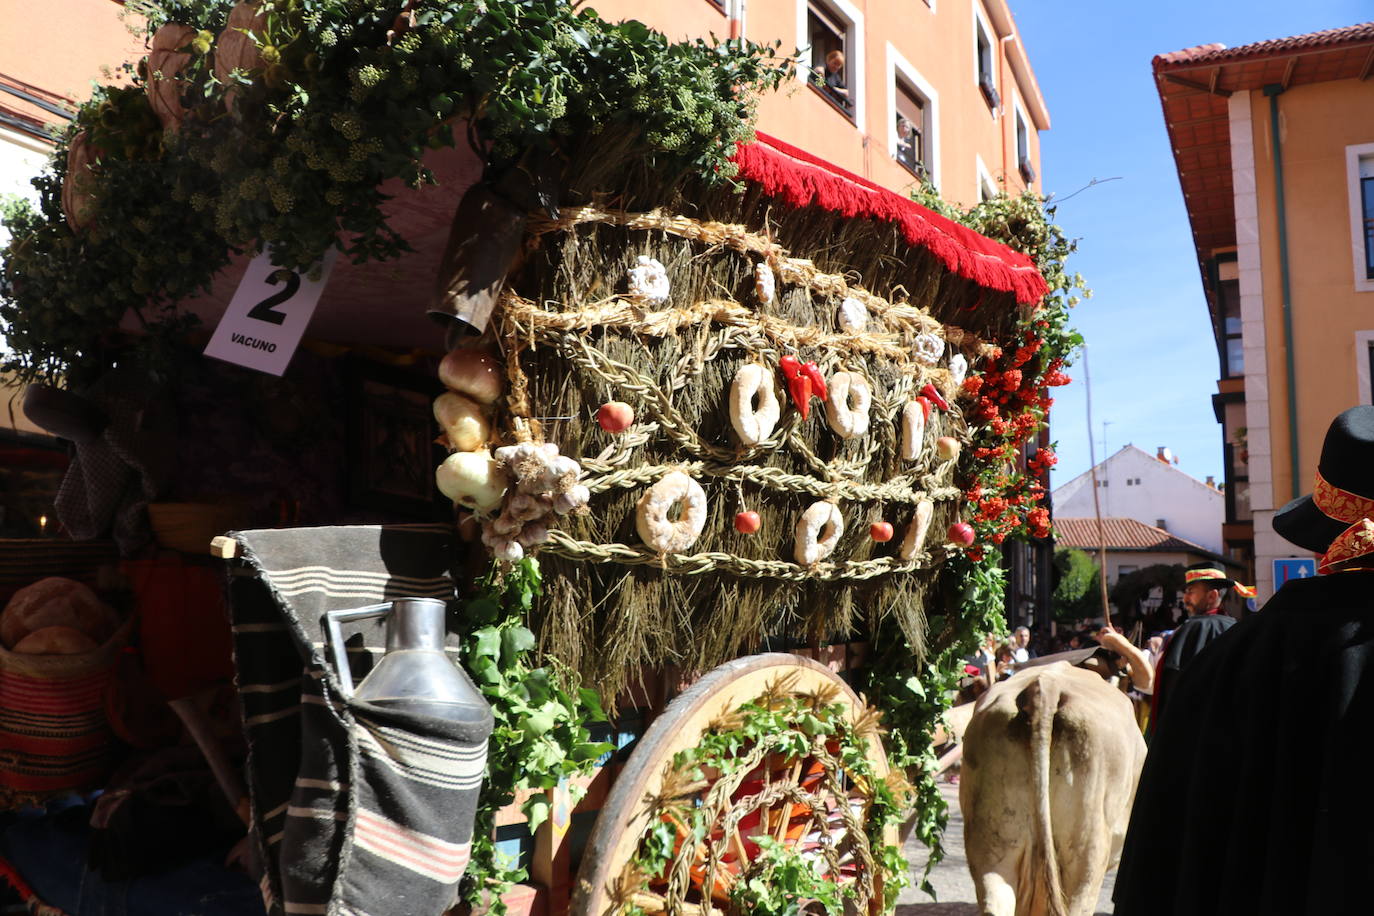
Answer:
xmin=794 ymin=374 xmax=812 ymax=420
xmin=801 ymin=362 xmax=828 ymax=401
xmin=914 ymin=396 xmax=932 ymax=422
xmin=920 ymin=382 xmax=949 ymax=412
xmin=779 ymin=356 xmax=812 ymax=419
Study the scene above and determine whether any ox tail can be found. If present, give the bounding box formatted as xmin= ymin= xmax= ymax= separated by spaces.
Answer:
xmin=1020 ymin=676 xmax=1069 ymax=916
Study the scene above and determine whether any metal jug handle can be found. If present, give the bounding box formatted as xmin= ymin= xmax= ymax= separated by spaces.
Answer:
xmin=324 ymin=602 xmax=394 ymax=698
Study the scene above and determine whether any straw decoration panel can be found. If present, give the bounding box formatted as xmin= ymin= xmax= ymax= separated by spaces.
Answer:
xmin=496 ymin=203 xmax=1001 ymax=696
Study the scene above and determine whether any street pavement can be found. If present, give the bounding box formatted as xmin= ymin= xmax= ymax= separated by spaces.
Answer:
xmin=894 ymin=779 xmax=1115 ymax=915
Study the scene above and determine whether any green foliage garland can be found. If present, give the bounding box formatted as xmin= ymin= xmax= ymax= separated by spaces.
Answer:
xmin=861 ymin=189 xmax=1090 ymax=892
xmin=862 ymin=553 xmax=1006 ymax=896
xmin=0 ymin=0 xmax=790 ymax=386
xmin=457 ymin=558 xmax=613 ymax=914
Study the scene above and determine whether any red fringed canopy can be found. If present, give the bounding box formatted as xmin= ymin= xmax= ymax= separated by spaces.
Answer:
xmin=732 ymin=132 xmax=1049 ymax=306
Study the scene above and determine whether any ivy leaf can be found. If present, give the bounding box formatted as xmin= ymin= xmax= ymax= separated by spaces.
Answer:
xmin=904 ymin=675 xmax=926 ymax=700
xmin=521 ymin=704 xmax=558 ymax=741
xmin=471 ymin=626 xmax=502 ymax=661
xmin=521 ymin=794 xmax=550 ymax=833
xmin=578 ymin=687 xmax=607 ymax=722
xmin=571 ymin=740 xmax=614 ymax=762
xmin=500 ymin=625 xmax=536 ymax=665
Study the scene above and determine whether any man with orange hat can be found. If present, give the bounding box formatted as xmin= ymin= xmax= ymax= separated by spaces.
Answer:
xmin=1147 ymin=561 xmax=1255 ymax=736
xmin=1114 ymin=405 xmax=1374 ymax=914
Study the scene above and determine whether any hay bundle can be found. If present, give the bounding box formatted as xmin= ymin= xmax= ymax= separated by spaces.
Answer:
xmin=492 ymin=172 xmax=1025 ymax=698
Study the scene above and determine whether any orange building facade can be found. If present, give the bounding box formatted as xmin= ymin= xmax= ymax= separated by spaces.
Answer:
xmin=589 ymin=0 xmax=1048 ymax=205
xmin=1155 ymin=23 xmax=1374 ymax=601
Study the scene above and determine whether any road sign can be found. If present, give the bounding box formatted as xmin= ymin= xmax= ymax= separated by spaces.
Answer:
xmin=1273 ymin=557 xmax=1317 ymax=588
xmin=204 ymin=248 xmax=338 ymax=376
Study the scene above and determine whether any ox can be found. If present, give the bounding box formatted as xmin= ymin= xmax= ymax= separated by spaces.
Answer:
xmin=959 ymin=660 xmax=1146 ymax=916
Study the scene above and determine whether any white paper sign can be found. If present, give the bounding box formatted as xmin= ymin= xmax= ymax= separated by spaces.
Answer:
xmin=203 ymin=248 xmax=338 ymax=375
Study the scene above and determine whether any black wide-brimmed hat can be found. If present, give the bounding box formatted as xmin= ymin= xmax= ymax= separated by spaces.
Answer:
xmin=1273 ymin=406 xmax=1374 ymax=553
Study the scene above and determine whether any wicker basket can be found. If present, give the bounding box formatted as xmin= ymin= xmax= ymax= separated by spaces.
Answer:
xmin=147 ymin=502 xmax=251 ymax=555
xmin=0 ymin=616 xmax=134 ymax=808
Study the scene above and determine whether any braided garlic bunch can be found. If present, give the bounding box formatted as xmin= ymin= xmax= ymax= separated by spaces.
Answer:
xmin=480 ymin=442 xmax=591 ymax=561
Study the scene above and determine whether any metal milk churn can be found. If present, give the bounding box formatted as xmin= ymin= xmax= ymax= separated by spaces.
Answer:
xmin=325 ymin=598 xmax=491 ymax=889
xmin=325 ymin=597 xmax=493 ymax=729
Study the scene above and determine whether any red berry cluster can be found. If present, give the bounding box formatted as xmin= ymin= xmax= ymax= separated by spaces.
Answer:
xmin=956 ymin=318 xmax=1073 ymax=546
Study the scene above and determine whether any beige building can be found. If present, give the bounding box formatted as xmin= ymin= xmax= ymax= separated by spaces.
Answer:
xmin=589 ymin=0 xmax=1048 ymax=205
xmin=1154 ymin=23 xmax=1374 ymax=601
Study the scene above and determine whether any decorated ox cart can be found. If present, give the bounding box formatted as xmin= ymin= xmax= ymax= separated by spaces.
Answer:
xmin=0 ymin=4 xmax=1072 ymax=915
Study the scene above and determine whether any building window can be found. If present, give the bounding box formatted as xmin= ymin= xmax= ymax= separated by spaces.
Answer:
xmin=895 ymin=82 xmax=927 ymax=178
xmin=1345 ymin=144 xmax=1374 ymax=292
xmin=976 ymin=154 xmax=997 ymax=201
xmin=1363 ymin=169 xmax=1374 ymax=279
xmin=974 ymin=10 xmax=999 ymax=111
xmin=1218 ymin=276 xmax=1243 ymax=378
xmin=807 ymin=2 xmax=854 ymax=120
xmin=1015 ymin=103 xmax=1035 ymax=183
xmin=887 ymin=48 xmax=937 ymax=186
xmin=1356 ymin=331 xmax=1374 ymax=405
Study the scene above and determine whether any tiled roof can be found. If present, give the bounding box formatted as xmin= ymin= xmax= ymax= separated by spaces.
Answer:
xmin=1055 ymin=517 xmax=1212 ymax=553
xmin=1152 ymin=22 xmax=1374 ymax=278
xmin=1154 ymin=23 xmax=1374 ymax=69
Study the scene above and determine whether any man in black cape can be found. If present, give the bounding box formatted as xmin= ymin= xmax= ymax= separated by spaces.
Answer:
xmin=1113 ymin=405 xmax=1374 ymax=914
xmin=1147 ymin=561 xmax=1254 ymax=737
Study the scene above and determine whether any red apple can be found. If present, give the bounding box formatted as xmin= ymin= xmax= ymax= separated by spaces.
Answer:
xmin=735 ymin=510 xmax=762 ymax=534
xmin=597 ymin=401 xmax=635 ymax=432
xmin=935 ymin=436 xmax=961 ymax=461
xmin=948 ymin=521 xmax=976 ymax=547
xmin=870 ymin=521 xmax=894 ymax=542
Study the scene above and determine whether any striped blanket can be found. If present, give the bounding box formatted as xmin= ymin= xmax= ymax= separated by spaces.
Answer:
xmin=225 ymin=524 xmax=490 ymax=916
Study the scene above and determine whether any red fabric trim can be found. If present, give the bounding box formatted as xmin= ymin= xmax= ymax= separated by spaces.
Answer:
xmin=731 ymin=132 xmax=1050 ymax=305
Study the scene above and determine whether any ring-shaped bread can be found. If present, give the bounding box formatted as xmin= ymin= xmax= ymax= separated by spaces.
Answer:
xmin=636 ymin=470 xmax=708 ymax=554
xmin=729 ymin=363 xmax=781 ymax=446
xmin=900 ymin=500 xmax=934 ymax=560
xmin=825 ymin=372 xmax=872 ymax=440
xmin=901 ymin=400 xmax=927 ymax=460
xmin=794 ymin=501 xmax=844 ymax=565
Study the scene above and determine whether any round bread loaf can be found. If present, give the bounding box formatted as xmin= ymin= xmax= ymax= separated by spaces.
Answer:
xmin=0 ymin=577 xmax=119 ymax=649
xmin=12 ymin=625 xmax=100 ymax=655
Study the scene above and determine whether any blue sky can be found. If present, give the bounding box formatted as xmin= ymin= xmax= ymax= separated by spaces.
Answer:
xmin=1011 ymin=1 xmax=1370 ymax=492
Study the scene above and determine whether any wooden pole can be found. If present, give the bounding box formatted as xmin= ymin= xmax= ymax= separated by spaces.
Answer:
xmin=1082 ymin=346 xmax=1113 ymax=631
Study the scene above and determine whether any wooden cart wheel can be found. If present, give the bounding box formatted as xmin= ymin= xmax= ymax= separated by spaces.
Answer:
xmin=572 ymin=653 xmax=897 ymax=916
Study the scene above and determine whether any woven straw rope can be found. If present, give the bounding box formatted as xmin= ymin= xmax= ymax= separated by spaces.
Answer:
xmin=543 ymin=528 xmax=954 ymax=581
xmin=505 ymin=207 xmax=969 ymax=582
xmin=524 ymin=206 xmax=993 ymax=356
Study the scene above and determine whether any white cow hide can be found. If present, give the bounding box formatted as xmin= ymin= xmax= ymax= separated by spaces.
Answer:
xmin=959 ymin=661 xmax=1146 ymax=916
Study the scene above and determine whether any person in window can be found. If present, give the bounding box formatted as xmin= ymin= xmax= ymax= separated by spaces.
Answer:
xmin=896 ymin=117 xmax=918 ymax=171
xmin=813 ymin=50 xmax=850 ymax=109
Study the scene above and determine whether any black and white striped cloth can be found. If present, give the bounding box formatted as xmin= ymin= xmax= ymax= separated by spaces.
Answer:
xmin=224 ymin=524 xmax=490 ymax=916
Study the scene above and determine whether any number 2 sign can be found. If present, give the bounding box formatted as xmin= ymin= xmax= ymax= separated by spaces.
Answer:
xmin=204 ymin=248 xmax=338 ymax=375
